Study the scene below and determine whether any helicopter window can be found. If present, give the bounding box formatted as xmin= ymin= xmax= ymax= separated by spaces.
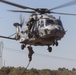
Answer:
xmin=46 ymin=19 xmax=55 ymax=26
xmin=56 ymin=19 xmax=63 ymax=26
xmin=40 ymin=20 xmax=44 ymax=27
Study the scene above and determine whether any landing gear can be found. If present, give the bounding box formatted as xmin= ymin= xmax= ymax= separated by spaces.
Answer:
xmin=53 ymin=41 xmax=58 ymax=46
xmin=47 ymin=46 xmax=52 ymax=52
xmin=21 ymin=44 xmax=26 ymax=50
xmin=56 ymin=41 xmax=58 ymax=46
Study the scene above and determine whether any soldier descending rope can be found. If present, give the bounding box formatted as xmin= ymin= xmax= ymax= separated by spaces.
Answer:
xmin=27 ymin=46 xmax=34 ymax=62
xmin=24 ymin=46 xmax=34 ymax=69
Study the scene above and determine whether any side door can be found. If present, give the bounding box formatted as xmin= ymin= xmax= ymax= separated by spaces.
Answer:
xmin=38 ymin=19 xmax=45 ymax=37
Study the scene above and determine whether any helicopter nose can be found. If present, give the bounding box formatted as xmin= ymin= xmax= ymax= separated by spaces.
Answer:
xmin=55 ymin=25 xmax=62 ymax=31
xmin=50 ymin=27 xmax=65 ymax=38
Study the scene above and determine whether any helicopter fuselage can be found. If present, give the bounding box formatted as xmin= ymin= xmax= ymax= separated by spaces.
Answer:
xmin=19 ymin=14 xmax=65 ymax=46
xmin=0 ymin=0 xmax=75 ymax=52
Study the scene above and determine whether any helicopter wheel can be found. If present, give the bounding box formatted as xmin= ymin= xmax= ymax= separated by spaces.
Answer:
xmin=21 ymin=44 xmax=25 ymax=50
xmin=47 ymin=46 xmax=52 ymax=52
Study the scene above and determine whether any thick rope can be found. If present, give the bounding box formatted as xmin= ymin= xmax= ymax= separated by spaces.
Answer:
xmin=26 ymin=61 xmax=31 ymax=69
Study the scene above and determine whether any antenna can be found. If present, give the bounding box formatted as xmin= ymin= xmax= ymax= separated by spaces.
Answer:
xmin=59 ymin=16 xmax=61 ymax=20
xmin=0 ymin=41 xmax=3 ymax=68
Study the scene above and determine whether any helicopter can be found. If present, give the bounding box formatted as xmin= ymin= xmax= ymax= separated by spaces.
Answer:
xmin=0 ymin=0 xmax=76 ymax=53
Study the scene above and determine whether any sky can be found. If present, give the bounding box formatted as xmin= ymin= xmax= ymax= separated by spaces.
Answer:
xmin=0 ymin=0 xmax=76 ymax=70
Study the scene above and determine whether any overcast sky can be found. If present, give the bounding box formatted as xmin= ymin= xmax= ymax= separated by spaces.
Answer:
xmin=0 ymin=0 xmax=76 ymax=70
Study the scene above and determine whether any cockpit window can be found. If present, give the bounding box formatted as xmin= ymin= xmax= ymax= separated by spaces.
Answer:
xmin=55 ymin=19 xmax=63 ymax=26
xmin=46 ymin=19 xmax=55 ymax=26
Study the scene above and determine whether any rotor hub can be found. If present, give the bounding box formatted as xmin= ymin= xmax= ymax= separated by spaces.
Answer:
xmin=35 ymin=8 xmax=50 ymax=14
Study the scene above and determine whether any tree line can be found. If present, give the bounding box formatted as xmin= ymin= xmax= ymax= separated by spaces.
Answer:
xmin=0 ymin=67 xmax=76 ymax=75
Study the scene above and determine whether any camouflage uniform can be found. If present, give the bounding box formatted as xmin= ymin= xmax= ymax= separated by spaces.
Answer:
xmin=27 ymin=46 xmax=34 ymax=62
xmin=27 ymin=18 xmax=35 ymax=32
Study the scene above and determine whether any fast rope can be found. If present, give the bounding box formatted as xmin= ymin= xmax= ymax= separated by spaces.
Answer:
xmin=25 ymin=61 xmax=31 ymax=69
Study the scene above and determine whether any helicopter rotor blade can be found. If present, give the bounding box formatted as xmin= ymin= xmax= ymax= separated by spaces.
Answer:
xmin=0 ymin=0 xmax=35 ymax=10
xmin=51 ymin=12 xmax=76 ymax=16
xmin=1 ymin=0 xmax=76 ymax=15
xmin=50 ymin=0 xmax=76 ymax=10
xmin=0 ymin=35 xmax=16 ymax=40
xmin=8 ymin=10 xmax=35 ymax=13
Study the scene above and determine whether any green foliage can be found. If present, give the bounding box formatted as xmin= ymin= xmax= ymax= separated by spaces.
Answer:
xmin=0 ymin=67 xmax=11 ymax=75
xmin=0 ymin=67 xmax=76 ymax=75
xmin=39 ymin=69 xmax=52 ymax=75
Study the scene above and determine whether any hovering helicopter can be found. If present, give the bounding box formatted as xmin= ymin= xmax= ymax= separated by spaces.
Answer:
xmin=0 ymin=0 xmax=76 ymax=52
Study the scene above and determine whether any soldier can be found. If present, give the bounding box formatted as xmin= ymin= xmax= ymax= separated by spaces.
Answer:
xmin=26 ymin=17 xmax=35 ymax=38
xmin=27 ymin=46 xmax=34 ymax=62
xmin=27 ymin=18 xmax=35 ymax=32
